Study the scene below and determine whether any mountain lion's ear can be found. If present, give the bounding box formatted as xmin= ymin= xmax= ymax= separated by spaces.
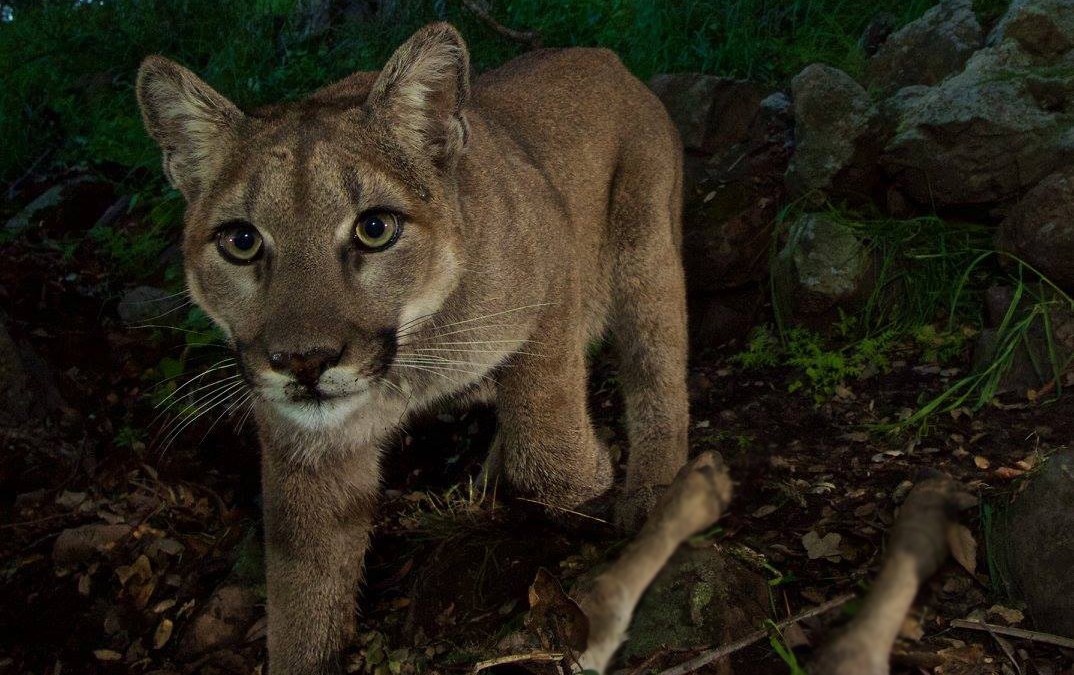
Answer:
xmin=366 ymin=23 xmax=471 ymax=166
xmin=136 ymin=56 xmax=243 ymax=200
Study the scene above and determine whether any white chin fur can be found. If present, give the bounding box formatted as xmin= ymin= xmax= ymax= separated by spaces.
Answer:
xmin=272 ymin=392 xmax=368 ymax=430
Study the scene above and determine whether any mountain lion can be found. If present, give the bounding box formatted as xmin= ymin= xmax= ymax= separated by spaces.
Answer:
xmin=137 ymin=22 xmax=688 ymax=674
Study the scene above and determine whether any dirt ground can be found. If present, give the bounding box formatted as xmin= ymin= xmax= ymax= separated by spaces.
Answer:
xmin=1 ymin=179 xmax=1073 ymax=674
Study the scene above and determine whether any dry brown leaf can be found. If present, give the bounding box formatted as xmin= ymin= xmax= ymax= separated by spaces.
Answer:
xmin=898 ymin=615 xmax=925 ymax=641
xmin=947 ymin=524 xmax=977 ymax=575
xmin=973 ymin=455 xmax=990 ymax=470
xmin=93 ymin=649 xmax=122 ymax=661
xmin=802 ymin=531 xmax=842 ymax=560
xmin=152 ymin=619 xmax=173 ymax=649
xmin=987 ymin=604 xmax=1025 ymax=625
xmin=993 ymin=466 xmax=1025 ymax=480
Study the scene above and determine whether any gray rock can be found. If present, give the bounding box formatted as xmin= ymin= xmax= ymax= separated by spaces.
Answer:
xmin=989 ymin=0 xmax=1074 ymax=55
xmin=786 ymin=64 xmax=880 ymax=201
xmin=649 ymin=74 xmax=766 ymax=154
xmin=178 ymin=585 xmax=259 ymax=657
xmin=997 ymin=449 xmax=1074 ymax=637
xmin=865 ymin=0 xmax=983 ymax=93
xmin=117 ymin=286 xmax=187 ymax=325
xmin=52 ymin=523 xmax=132 ymax=567
xmin=996 ymin=168 xmax=1074 ymax=291
xmin=0 ymin=318 xmax=67 ymax=425
xmin=883 ymin=38 xmax=1074 ymax=207
xmin=4 ymin=177 xmax=89 ymax=233
xmin=773 ymin=213 xmax=872 ymax=319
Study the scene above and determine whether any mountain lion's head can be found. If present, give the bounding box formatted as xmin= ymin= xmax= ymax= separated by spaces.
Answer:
xmin=137 ymin=24 xmax=473 ymax=429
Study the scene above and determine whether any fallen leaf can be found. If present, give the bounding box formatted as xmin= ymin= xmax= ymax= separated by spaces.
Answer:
xmin=56 ymin=491 xmax=87 ymax=509
xmin=752 ymin=505 xmax=778 ymax=518
xmin=947 ymin=524 xmax=977 ymax=575
xmin=994 ymin=466 xmax=1025 ymax=480
xmin=153 ymin=619 xmax=173 ymax=649
xmin=973 ymin=455 xmax=990 ymax=470
xmin=899 ymin=615 xmax=924 ymax=641
xmin=987 ymin=604 xmax=1025 ymax=625
xmin=802 ymin=531 xmax=842 ymax=560
xmin=93 ymin=649 xmax=122 ymax=661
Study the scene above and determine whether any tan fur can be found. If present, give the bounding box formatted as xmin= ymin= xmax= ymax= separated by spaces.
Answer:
xmin=137 ymin=23 xmax=688 ymax=674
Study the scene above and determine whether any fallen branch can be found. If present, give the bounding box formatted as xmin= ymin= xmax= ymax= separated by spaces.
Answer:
xmin=570 ymin=452 xmax=733 ymax=673
xmin=949 ymin=619 xmax=1074 ymax=650
xmin=459 ymin=0 xmax=541 ymax=47
xmin=809 ymin=473 xmax=978 ymax=675
xmin=472 ymin=651 xmax=563 ymax=673
xmin=654 ymin=593 xmax=856 ymax=675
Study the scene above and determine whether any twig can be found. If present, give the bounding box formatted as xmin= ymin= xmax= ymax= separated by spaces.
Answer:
xmin=949 ymin=619 xmax=1074 ymax=649
xmin=655 ymin=594 xmax=856 ymax=675
xmin=472 ymin=651 xmax=563 ymax=673
xmin=514 ymin=497 xmax=609 ymax=524
xmin=459 ymin=0 xmax=541 ymax=47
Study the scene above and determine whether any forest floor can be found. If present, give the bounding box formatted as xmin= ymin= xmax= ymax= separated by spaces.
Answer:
xmin=2 ymin=179 xmax=1073 ymax=675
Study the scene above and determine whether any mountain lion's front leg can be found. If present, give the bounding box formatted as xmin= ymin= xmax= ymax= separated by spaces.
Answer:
xmin=261 ymin=438 xmax=380 ymax=675
xmin=494 ymin=330 xmax=614 ymax=511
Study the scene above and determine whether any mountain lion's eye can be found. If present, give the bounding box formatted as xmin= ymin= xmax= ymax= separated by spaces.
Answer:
xmin=216 ymin=222 xmax=264 ymax=264
xmin=354 ymin=211 xmax=402 ymax=251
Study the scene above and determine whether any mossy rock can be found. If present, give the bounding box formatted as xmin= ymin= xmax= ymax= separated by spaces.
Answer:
xmin=620 ymin=544 xmax=772 ymax=658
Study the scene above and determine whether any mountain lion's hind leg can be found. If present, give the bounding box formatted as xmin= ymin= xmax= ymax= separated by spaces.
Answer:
xmin=609 ymin=143 xmax=690 ymax=532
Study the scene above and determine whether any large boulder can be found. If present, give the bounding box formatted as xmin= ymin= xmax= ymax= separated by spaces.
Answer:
xmin=652 ymin=72 xmax=791 ymax=346
xmin=989 ymin=0 xmax=1074 ymax=56
xmin=773 ymin=213 xmax=872 ymax=321
xmin=649 ymin=74 xmax=767 ymax=155
xmin=785 ymin=64 xmax=881 ymax=202
xmin=996 ymin=168 xmax=1074 ymax=291
xmin=865 ymin=0 xmax=983 ymax=94
xmin=883 ymin=0 xmax=1074 ymax=208
xmin=996 ymin=449 xmax=1074 ymax=637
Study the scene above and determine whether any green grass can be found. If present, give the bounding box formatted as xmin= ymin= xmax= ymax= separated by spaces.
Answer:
xmin=736 ymin=201 xmax=1074 ymax=429
xmin=1 ymin=0 xmax=946 ymax=185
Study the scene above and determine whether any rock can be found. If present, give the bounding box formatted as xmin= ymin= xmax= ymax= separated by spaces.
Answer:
xmin=52 ymin=523 xmax=132 ymax=567
xmin=865 ymin=0 xmax=983 ymax=94
xmin=860 ymin=12 xmax=899 ymax=57
xmin=996 ymin=169 xmax=1074 ymax=291
xmin=773 ymin=213 xmax=872 ymax=320
xmin=0 ymin=317 xmax=67 ymax=425
xmin=117 ymin=286 xmax=187 ymax=325
xmin=649 ymin=74 xmax=767 ymax=155
xmin=3 ymin=175 xmax=101 ymax=233
xmin=689 ymin=285 xmax=765 ymax=352
xmin=678 ymin=81 xmax=791 ymax=296
xmin=972 ymin=285 xmax=1074 ymax=395
xmin=615 ymin=545 xmax=770 ymax=658
xmin=990 ymin=0 xmax=1074 ymax=56
xmin=178 ymin=585 xmax=259 ymax=657
xmin=884 ymin=1 xmax=1074 ymax=209
xmin=996 ymin=449 xmax=1074 ymax=637
xmin=785 ymin=64 xmax=881 ymax=202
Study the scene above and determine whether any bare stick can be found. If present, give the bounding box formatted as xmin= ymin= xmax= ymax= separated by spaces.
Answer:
xmin=472 ymin=651 xmax=564 ymax=673
xmin=459 ymin=0 xmax=541 ymax=47
xmin=810 ymin=474 xmax=977 ymax=675
xmin=655 ymin=594 xmax=856 ymax=675
xmin=949 ymin=620 xmax=1074 ymax=650
xmin=571 ymin=452 xmax=733 ymax=673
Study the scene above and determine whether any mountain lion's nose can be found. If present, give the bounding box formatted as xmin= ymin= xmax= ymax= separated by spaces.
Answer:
xmin=269 ymin=347 xmax=343 ymax=388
